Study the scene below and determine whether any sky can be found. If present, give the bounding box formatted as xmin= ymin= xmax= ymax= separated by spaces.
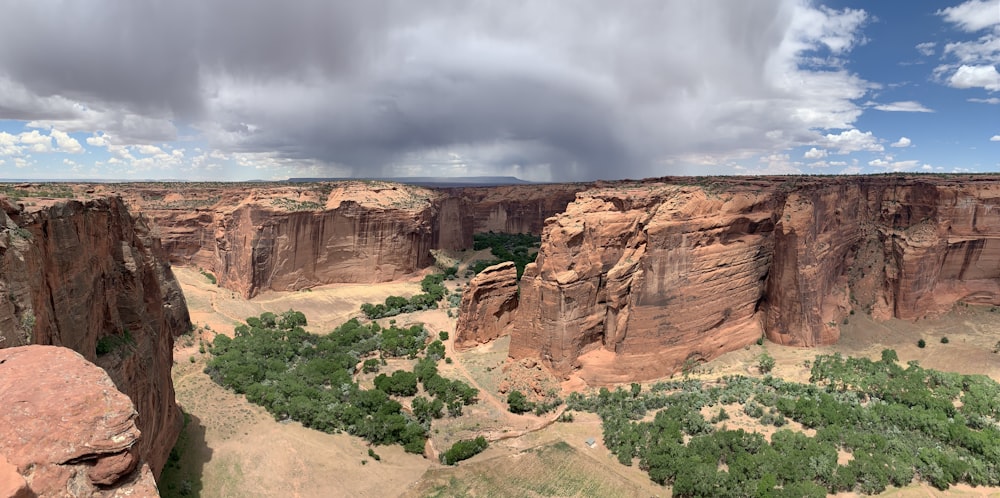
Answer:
xmin=0 ymin=0 xmax=997 ymax=182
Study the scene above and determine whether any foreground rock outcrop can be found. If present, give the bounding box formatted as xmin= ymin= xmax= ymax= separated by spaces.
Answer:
xmin=510 ymin=176 xmax=1000 ymax=383
xmin=0 ymin=195 xmax=189 ymax=477
xmin=454 ymin=261 xmax=520 ymax=350
xmin=0 ymin=345 xmax=159 ymax=497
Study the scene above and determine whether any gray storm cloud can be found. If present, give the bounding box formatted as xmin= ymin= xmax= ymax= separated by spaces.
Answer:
xmin=0 ymin=0 xmax=868 ymax=180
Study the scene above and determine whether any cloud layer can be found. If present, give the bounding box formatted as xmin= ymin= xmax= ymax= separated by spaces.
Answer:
xmin=0 ymin=1 xmax=885 ymax=180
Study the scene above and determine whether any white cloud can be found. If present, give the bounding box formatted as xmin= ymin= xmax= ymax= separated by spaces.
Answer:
xmin=869 ymin=158 xmax=922 ymax=172
xmin=916 ymin=41 xmax=937 ymax=56
xmin=0 ymin=132 xmax=20 ymax=156
xmin=991 ymin=135 xmax=1000 ymax=141
xmin=873 ymin=101 xmax=934 ymax=112
xmin=18 ymin=130 xmax=52 ymax=153
xmin=970 ymin=97 xmax=1000 ymax=104
xmin=948 ymin=64 xmax=1000 ymax=91
xmin=891 ymin=137 xmax=912 ymax=148
xmin=839 ymin=165 xmax=862 ymax=175
xmin=938 ymin=0 xmax=1000 ymax=32
xmin=135 ymin=144 xmax=164 ymax=155
xmin=804 ymin=147 xmax=828 ymax=159
xmin=49 ymin=129 xmax=84 ymax=154
xmin=750 ymin=153 xmax=802 ymax=175
xmin=86 ymin=133 xmax=111 ymax=147
xmin=822 ymin=129 xmax=884 ymax=153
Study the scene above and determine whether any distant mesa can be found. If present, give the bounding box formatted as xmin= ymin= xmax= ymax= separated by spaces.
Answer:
xmin=286 ymin=176 xmax=535 ymax=187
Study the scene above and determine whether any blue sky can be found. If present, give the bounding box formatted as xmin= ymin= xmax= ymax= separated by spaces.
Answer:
xmin=0 ymin=0 xmax=997 ymax=182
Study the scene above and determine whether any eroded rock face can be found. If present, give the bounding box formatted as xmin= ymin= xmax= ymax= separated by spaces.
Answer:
xmin=454 ymin=261 xmax=519 ymax=350
xmin=0 ymin=345 xmax=159 ymax=497
xmin=510 ymin=183 xmax=777 ymax=383
xmin=0 ymin=196 xmax=189 ymax=478
xmin=511 ymin=176 xmax=1000 ymax=383
xmin=109 ymin=181 xmax=586 ymax=298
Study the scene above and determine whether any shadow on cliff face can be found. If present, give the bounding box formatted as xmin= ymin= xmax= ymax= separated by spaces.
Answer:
xmin=158 ymin=409 xmax=211 ymax=497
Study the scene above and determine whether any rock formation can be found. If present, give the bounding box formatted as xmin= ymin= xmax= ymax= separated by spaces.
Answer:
xmin=0 ymin=345 xmax=159 ymax=497
xmin=454 ymin=261 xmax=519 ymax=350
xmin=0 ymin=195 xmax=189 ymax=478
xmin=103 ymin=181 xmax=585 ymax=298
xmin=510 ymin=176 xmax=1000 ymax=383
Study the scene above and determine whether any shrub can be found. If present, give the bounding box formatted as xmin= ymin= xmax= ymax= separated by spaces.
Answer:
xmin=441 ymin=436 xmax=488 ymax=465
xmin=362 ymin=358 xmax=381 ymax=374
xmin=758 ymin=352 xmax=776 ymax=374
xmin=940 ymin=337 xmax=949 ymax=344
xmin=918 ymin=339 xmax=927 ymax=348
xmin=438 ymin=331 xmax=449 ymax=341
xmin=507 ymin=390 xmax=533 ymax=414
xmin=96 ymin=330 xmax=136 ymax=356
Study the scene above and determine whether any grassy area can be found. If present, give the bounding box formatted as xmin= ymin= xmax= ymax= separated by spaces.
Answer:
xmin=411 ymin=441 xmax=655 ymax=498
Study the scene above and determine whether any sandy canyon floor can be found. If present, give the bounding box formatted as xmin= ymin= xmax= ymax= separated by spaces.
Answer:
xmin=160 ymin=264 xmax=1000 ymax=498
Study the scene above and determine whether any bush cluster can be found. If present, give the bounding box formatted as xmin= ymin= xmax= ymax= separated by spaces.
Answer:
xmin=471 ymin=232 xmax=541 ymax=278
xmin=361 ymin=274 xmax=449 ymax=319
xmin=441 ymin=436 xmax=488 ymax=465
xmin=206 ymin=310 xmax=478 ymax=454
xmin=567 ymin=350 xmax=1000 ymax=495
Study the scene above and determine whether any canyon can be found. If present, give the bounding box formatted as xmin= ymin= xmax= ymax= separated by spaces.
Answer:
xmin=106 ymin=181 xmax=584 ymax=298
xmin=3 ymin=174 xmax=1000 ymax=495
xmin=101 ymin=175 xmax=1000 ymax=383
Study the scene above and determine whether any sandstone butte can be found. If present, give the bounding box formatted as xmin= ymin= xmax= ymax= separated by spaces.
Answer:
xmin=0 ymin=194 xmax=191 ymax=480
xmin=98 ymin=181 xmax=584 ymax=298
xmin=454 ymin=261 xmax=520 ymax=350
xmin=510 ymin=175 xmax=1000 ymax=383
xmin=0 ymin=345 xmax=160 ymax=497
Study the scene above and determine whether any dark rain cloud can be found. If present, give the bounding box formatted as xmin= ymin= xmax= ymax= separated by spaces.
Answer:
xmin=0 ymin=0 xmax=869 ymax=180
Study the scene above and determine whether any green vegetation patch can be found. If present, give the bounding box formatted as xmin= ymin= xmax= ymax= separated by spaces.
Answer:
xmin=96 ymin=329 xmax=135 ymax=356
xmin=206 ymin=310 xmax=478 ymax=454
xmin=441 ymin=436 xmax=488 ymax=465
xmin=361 ymin=273 xmax=449 ymax=319
xmin=568 ymin=350 xmax=1000 ymax=496
xmin=471 ymin=231 xmax=541 ymax=279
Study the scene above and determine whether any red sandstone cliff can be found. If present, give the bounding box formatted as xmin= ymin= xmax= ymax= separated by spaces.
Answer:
xmin=0 ymin=195 xmax=190 ymax=478
xmin=110 ymin=181 xmax=585 ymax=298
xmin=0 ymin=345 xmax=160 ymax=497
xmin=510 ymin=176 xmax=1000 ymax=383
xmin=454 ymin=261 xmax=520 ymax=350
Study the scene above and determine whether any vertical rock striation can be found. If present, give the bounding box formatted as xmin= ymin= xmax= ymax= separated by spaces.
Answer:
xmin=112 ymin=181 xmax=587 ymax=298
xmin=511 ymin=176 xmax=1000 ymax=383
xmin=0 ymin=196 xmax=190 ymax=478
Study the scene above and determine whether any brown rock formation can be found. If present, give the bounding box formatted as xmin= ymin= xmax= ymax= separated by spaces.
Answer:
xmin=511 ymin=176 xmax=1000 ymax=383
xmin=454 ymin=261 xmax=519 ymax=350
xmin=0 ymin=454 xmax=31 ymax=498
xmin=0 ymin=345 xmax=160 ymax=497
xmin=0 ymin=196 xmax=189 ymax=478
xmin=105 ymin=181 xmax=586 ymax=298
xmin=510 ymin=183 xmax=777 ymax=383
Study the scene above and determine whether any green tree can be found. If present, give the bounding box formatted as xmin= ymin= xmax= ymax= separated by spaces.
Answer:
xmin=507 ymin=390 xmax=533 ymax=414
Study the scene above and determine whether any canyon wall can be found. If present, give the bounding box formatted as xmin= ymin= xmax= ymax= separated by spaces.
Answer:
xmin=113 ymin=181 xmax=584 ymax=298
xmin=510 ymin=176 xmax=1000 ymax=383
xmin=0 ymin=346 xmax=160 ymax=497
xmin=0 ymin=195 xmax=190 ymax=478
